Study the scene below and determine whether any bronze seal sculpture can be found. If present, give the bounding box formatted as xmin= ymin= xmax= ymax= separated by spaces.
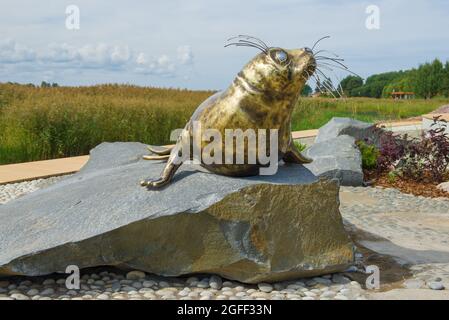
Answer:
xmin=141 ymin=35 xmax=341 ymax=188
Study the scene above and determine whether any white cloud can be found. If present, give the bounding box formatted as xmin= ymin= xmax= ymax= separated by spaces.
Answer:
xmin=0 ymin=40 xmax=192 ymax=77
xmin=0 ymin=39 xmax=35 ymax=63
xmin=177 ymin=45 xmax=194 ymax=65
xmin=134 ymin=52 xmax=176 ymax=76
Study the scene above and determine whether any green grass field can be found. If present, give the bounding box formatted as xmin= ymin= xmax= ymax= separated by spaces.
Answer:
xmin=1 ymin=83 xmax=447 ymax=165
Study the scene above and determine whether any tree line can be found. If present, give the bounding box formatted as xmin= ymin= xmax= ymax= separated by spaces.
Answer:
xmin=338 ymin=58 xmax=449 ymax=99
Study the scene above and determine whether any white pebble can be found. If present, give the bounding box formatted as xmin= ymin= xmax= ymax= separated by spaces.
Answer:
xmin=257 ymin=283 xmax=273 ymax=293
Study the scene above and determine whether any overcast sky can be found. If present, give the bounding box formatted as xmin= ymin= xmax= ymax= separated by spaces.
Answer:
xmin=0 ymin=0 xmax=448 ymax=90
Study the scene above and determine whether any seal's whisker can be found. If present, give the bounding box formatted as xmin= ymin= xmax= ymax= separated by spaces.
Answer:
xmin=315 ymin=68 xmax=341 ymax=98
xmin=311 ymin=36 xmax=330 ymax=51
xmin=317 ymin=62 xmax=361 ymax=77
xmin=236 ymin=40 xmax=269 ymax=53
xmin=316 ymin=58 xmax=349 ymax=71
xmin=224 ymin=42 xmax=268 ymax=54
xmin=313 ymin=50 xmax=339 ymax=58
xmin=315 ymin=56 xmax=345 ymax=63
xmin=229 ymin=35 xmax=270 ymax=50
xmin=311 ymin=74 xmax=322 ymax=94
xmin=316 ymin=65 xmax=345 ymax=97
xmin=313 ymin=72 xmax=337 ymax=98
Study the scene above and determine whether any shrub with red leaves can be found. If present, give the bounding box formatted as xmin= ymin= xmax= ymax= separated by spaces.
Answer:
xmin=370 ymin=116 xmax=449 ymax=183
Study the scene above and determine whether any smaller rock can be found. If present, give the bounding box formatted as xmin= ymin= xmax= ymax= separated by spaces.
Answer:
xmin=313 ymin=277 xmax=332 ymax=285
xmin=40 ymin=288 xmax=55 ymax=296
xmin=209 ymin=276 xmax=222 ymax=290
xmin=111 ymin=282 xmax=121 ymax=292
xmin=273 ymin=283 xmax=285 ymax=291
xmin=403 ymin=279 xmax=425 ymax=289
xmin=437 ymin=182 xmax=449 ymax=193
xmin=257 ymin=283 xmax=273 ymax=293
xmin=142 ymin=280 xmax=156 ymax=288
xmin=196 ymin=281 xmax=209 ymax=289
xmin=42 ymin=279 xmax=55 ymax=285
xmin=186 ymin=277 xmax=199 ymax=285
xmin=11 ymin=293 xmax=30 ymax=300
xmin=332 ymin=274 xmax=351 ymax=284
xmin=0 ymin=281 xmax=10 ymax=288
xmin=19 ymin=280 xmax=32 ymax=286
xmin=222 ymin=281 xmax=234 ymax=287
xmin=428 ymin=282 xmax=445 ymax=290
xmin=305 ymin=279 xmax=317 ymax=287
xmin=126 ymin=270 xmax=146 ymax=280
xmin=26 ymin=289 xmax=39 ymax=296
xmin=320 ymin=291 xmax=336 ymax=298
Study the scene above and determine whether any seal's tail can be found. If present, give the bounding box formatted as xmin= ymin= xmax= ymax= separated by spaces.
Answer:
xmin=142 ymin=145 xmax=174 ymax=161
xmin=147 ymin=145 xmax=173 ymax=155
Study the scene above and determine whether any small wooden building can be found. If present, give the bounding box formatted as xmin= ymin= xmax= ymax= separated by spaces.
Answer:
xmin=390 ymin=91 xmax=415 ymax=100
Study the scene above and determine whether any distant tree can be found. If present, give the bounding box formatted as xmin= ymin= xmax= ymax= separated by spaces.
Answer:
xmin=443 ymin=61 xmax=449 ymax=97
xmin=413 ymin=59 xmax=444 ymax=99
xmin=339 ymin=75 xmax=363 ymax=97
xmin=41 ymin=81 xmax=51 ymax=88
xmin=301 ymin=84 xmax=312 ymax=96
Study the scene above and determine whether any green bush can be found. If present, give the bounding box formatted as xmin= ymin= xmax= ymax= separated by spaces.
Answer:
xmin=356 ymin=140 xmax=380 ymax=169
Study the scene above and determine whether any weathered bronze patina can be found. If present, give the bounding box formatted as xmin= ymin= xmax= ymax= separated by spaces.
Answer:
xmin=141 ymin=36 xmax=317 ymax=187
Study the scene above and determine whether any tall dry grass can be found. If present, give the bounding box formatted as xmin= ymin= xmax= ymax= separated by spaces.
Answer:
xmin=0 ymin=83 xmax=447 ymax=164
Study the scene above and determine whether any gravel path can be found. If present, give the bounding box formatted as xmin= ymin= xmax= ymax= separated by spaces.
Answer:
xmin=1 ymin=176 xmax=449 ymax=300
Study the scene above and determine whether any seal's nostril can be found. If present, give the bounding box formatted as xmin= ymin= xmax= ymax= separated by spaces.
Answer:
xmin=304 ymin=47 xmax=313 ymax=54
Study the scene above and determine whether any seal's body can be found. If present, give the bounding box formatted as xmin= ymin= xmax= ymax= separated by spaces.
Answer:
xmin=141 ymin=44 xmax=317 ymax=188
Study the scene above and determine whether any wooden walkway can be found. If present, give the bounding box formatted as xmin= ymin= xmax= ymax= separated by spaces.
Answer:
xmin=0 ymin=156 xmax=89 ymax=185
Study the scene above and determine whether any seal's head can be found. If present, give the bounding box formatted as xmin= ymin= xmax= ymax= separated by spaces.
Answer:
xmin=239 ymin=46 xmax=316 ymax=97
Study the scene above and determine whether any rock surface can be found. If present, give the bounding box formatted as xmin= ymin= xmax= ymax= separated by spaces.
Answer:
xmin=314 ymin=117 xmax=379 ymax=144
xmin=0 ymin=142 xmax=354 ymax=283
xmin=303 ymin=117 xmax=381 ymax=186
xmin=305 ymin=135 xmax=364 ymax=186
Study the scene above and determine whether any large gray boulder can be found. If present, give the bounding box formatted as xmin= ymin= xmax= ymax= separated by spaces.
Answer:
xmin=303 ymin=117 xmax=378 ymax=186
xmin=305 ymin=135 xmax=364 ymax=186
xmin=0 ymin=142 xmax=354 ymax=283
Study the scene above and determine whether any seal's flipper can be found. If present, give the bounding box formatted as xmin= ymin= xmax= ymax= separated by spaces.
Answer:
xmin=283 ymin=142 xmax=313 ymax=164
xmin=147 ymin=145 xmax=174 ymax=155
xmin=140 ymin=162 xmax=181 ymax=188
xmin=141 ymin=144 xmax=184 ymax=188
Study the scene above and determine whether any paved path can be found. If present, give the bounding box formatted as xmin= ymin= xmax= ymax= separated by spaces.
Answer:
xmin=340 ymin=186 xmax=449 ymax=299
xmin=0 ymin=156 xmax=88 ymax=185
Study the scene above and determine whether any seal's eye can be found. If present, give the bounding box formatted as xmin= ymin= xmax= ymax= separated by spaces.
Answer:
xmin=270 ymin=49 xmax=288 ymax=65
xmin=275 ymin=51 xmax=288 ymax=63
